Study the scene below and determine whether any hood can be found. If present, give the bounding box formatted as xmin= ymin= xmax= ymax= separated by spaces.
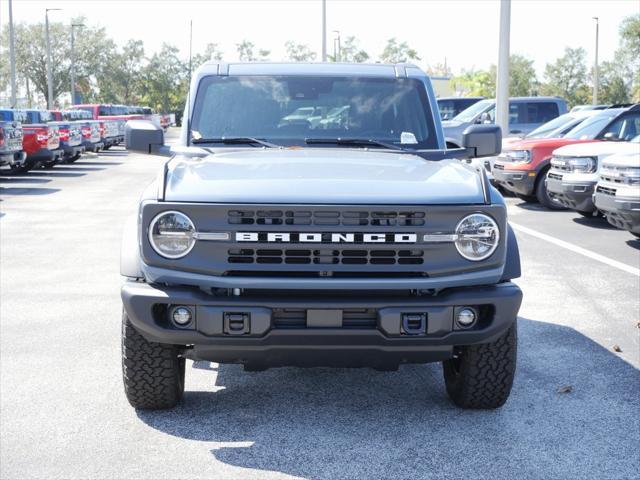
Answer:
xmin=163 ymin=148 xmax=485 ymax=204
xmin=553 ymin=140 xmax=640 ymax=158
xmin=602 ymin=151 xmax=640 ymax=168
xmin=504 ymin=138 xmax=596 ymax=151
xmin=442 ymin=120 xmax=464 ymax=129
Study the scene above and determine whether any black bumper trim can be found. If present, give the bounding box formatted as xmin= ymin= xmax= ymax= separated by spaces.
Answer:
xmin=493 ymin=169 xmax=536 ymax=196
xmin=122 ymin=281 xmax=522 ymax=367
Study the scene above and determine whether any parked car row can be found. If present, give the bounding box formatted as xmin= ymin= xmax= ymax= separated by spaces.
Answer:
xmin=0 ymin=108 xmax=124 ymax=175
xmin=480 ymin=103 xmax=640 ymax=237
xmin=72 ymin=103 xmax=173 ymax=130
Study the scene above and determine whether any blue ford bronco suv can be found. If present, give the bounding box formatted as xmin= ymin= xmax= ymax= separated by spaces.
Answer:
xmin=122 ymin=62 xmax=522 ymax=410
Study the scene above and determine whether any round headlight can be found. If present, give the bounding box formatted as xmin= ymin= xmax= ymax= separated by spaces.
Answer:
xmin=454 ymin=214 xmax=500 ymax=261
xmin=148 ymin=211 xmax=196 ymax=259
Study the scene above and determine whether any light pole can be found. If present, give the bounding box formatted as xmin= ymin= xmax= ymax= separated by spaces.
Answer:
xmin=333 ymin=30 xmax=341 ymax=62
xmin=70 ymin=23 xmax=84 ymax=105
xmin=45 ymin=8 xmax=62 ymax=109
xmin=593 ymin=17 xmax=599 ymax=105
xmin=9 ymin=0 xmax=17 ymax=107
xmin=321 ymin=0 xmax=327 ymax=61
xmin=495 ymin=0 xmax=511 ymax=136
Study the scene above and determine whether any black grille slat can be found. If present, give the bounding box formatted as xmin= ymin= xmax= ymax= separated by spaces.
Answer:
xmin=226 ymin=248 xmax=425 ymax=266
xmin=228 ymin=209 xmax=426 ymax=226
xmin=272 ymin=308 xmax=377 ymax=329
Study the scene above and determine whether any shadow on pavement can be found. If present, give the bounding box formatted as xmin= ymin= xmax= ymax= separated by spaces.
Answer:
xmin=625 ymin=238 xmax=640 ymax=250
xmin=0 ymin=187 xmax=61 ymax=196
xmin=73 ymin=161 xmax=124 ymax=166
xmin=21 ymin=171 xmax=86 ymax=178
xmin=137 ymin=318 xmax=640 ymax=479
xmin=513 ymin=202 xmax=566 ymax=213
xmin=52 ymin=166 xmax=106 ymax=172
xmin=99 ymin=151 xmax=129 ymax=157
xmin=0 ymin=177 xmax=52 ymax=184
xmin=572 ymin=215 xmax=618 ymax=230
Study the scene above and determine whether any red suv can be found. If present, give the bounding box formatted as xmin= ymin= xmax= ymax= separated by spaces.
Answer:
xmin=493 ymin=105 xmax=640 ymax=209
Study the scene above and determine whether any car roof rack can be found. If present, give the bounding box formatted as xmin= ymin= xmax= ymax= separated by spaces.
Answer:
xmin=607 ymin=103 xmax=633 ymax=109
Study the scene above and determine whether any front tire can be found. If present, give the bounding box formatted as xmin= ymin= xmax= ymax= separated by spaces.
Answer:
xmin=536 ymin=174 xmax=565 ymax=210
xmin=442 ymin=321 xmax=517 ymax=409
xmin=121 ymin=310 xmax=185 ymax=409
xmin=515 ymin=193 xmax=537 ymax=203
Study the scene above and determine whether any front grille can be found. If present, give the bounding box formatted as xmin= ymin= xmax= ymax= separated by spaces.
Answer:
xmin=228 ymin=248 xmax=425 ymax=265
xmin=548 ymin=172 xmax=563 ymax=181
xmin=272 ymin=308 xmax=377 ymax=329
xmin=596 ymin=185 xmax=616 ymax=196
xmin=228 ymin=209 xmax=426 ymax=227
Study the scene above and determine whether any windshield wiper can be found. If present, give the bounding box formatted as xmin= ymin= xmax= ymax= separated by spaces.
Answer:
xmin=191 ymin=136 xmax=279 ymax=148
xmin=304 ymin=137 xmax=407 ymax=151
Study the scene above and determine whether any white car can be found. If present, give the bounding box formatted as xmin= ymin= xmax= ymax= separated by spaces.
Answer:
xmin=593 ymin=148 xmax=640 ymax=236
xmin=465 ymin=109 xmax=600 ymax=182
xmin=546 ymin=136 xmax=640 ymax=216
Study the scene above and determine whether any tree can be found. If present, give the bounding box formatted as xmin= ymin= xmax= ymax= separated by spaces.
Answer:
xmin=2 ymin=19 xmax=116 ymax=106
xmin=617 ymin=14 xmax=640 ymax=101
xmin=236 ymin=40 xmax=269 ymax=61
xmin=451 ymin=69 xmax=495 ymax=97
xmin=96 ymin=39 xmax=144 ymax=104
xmin=489 ymin=54 xmax=538 ymax=96
xmin=541 ymin=47 xmax=590 ymax=107
xmin=597 ymin=61 xmax=631 ymax=104
xmin=141 ymin=43 xmax=187 ymax=113
xmin=379 ymin=38 xmax=420 ymax=63
xmin=338 ymin=36 xmax=369 ymax=63
xmin=284 ymin=41 xmax=316 ymax=61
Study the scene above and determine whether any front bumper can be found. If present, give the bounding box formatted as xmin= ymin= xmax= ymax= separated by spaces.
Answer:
xmin=122 ymin=281 xmax=522 ymax=369
xmin=546 ymin=176 xmax=596 ymax=212
xmin=593 ymin=191 xmax=640 ymax=234
xmin=0 ymin=151 xmax=27 ymax=167
xmin=493 ymin=168 xmax=536 ymax=196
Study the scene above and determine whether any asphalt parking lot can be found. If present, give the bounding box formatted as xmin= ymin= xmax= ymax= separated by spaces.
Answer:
xmin=1 ymin=145 xmax=639 ymax=480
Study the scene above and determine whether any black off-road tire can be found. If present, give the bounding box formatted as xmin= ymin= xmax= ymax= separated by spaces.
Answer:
xmin=536 ymin=173 xmax=565 ymax=210
xmin=442 ymin=321 xmax=517 ymax=409
xmin=121 ymin=310 xmax=185 ymax=410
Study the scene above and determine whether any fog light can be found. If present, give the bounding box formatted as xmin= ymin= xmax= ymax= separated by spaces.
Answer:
xmin=172 ymin=306 xmax=193 ymax=326
xmin=456 ymin=308 xmax=476 ymax=328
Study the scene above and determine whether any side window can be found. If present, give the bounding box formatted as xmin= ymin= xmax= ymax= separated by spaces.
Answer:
xmin=601 ymin=113 xmax=640 ymax=141
xmin=508 ymin=103 xmax=527 ymax=124
xmin=527 ymin=102 xmax=559 ymax=124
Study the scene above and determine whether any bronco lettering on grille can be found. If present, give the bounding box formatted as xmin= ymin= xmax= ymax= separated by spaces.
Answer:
xmin=236 ymin=232 xmax=418 ymax=243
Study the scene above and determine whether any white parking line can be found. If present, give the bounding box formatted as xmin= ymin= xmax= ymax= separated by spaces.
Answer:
xmin=510 ymin=222 xmax=640 ymax=277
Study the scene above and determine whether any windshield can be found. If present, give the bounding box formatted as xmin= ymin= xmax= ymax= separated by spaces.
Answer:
xmin=191 ymin=75 xmax=438 ymax=149
xmin=564 ymin=112 xmax=618 ymax=140
xmin=452 ymin=99 xmax=494 ymax=123
xmin=525 ymin=113 xmax=580 ymax=139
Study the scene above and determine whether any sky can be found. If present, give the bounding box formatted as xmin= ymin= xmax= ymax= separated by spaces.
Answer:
xmin=1 ymin=0 xmax=638 ymax=75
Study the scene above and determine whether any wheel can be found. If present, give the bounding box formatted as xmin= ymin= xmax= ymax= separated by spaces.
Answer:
xmin=102 ymin=145 xmax=111 ymax=150
xmin=67 ymin=153 xmax=82 ymax=163
xmin=535 ymin=174 xmax=565 ymax=210
xmin=515 ymin=193 xmax=537 ymax=203
xmin=442 ymin=321 xmax=517 ymax=409
xmin=121 ymin=310 xmax=185 ymax=409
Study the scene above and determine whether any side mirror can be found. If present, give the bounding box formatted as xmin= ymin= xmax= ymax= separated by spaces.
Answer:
xmin=125 ymin=120 xmax=170 ymax=156
xmin=462 ymin=124 xmax=502 ymax=158
xmin=603 ymin=132 xmax=620 ymax=142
